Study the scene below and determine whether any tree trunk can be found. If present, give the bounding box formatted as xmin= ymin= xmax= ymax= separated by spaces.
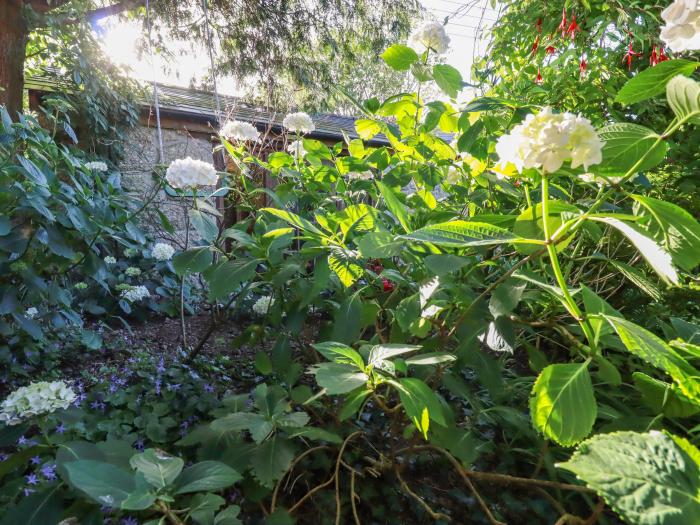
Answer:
xmin=0 ymin=0 xmax=28 ymax=119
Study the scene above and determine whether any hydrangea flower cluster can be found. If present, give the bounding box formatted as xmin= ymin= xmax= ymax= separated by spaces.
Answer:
xmin=120 ymin=285 xmax=150 ymax=302
xmin=0 ymin=381 xmax=77 ymax=425
xmin=84 ymin=161 xmax=108 ymax=172
xmin=151 ymin=242 xmax=175 ymax=261
xmin=409 ymin=21 xmax=450 ymax=54
xmin=347 ymin=171 xmax=374 ymax=181
xmin=124 ymin=248 xmax=139 ymax=257
xmin=125 ymin=266 xmax=141 ymax=277
xmin=660 ymin=0 xmax=700 ymax=52
xmin=25 ymin=307 xmax=38 ymax=319
xmin=220 ymin=120 xmax=261 ymax=142
xmin=104 ymin=256 xmax=117 ymax=265
xmin=165 ymin=157 xmax=218 ymax=189
xmin=253 ymin=296 xmax=275 ymax=315
xmin=495 ymin=107 xmax=604 ymax=174
xmin=282 ymin=112 xmax=315 ymax=133
xmin=287 ymin=140 xmax=307 ymax=158
xmin=74 ymin=282 xmax=88 ymax=290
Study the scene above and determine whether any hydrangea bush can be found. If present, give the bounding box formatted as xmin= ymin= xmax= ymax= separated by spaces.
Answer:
xmin=0 ymin=4 xmax=699 ymax=525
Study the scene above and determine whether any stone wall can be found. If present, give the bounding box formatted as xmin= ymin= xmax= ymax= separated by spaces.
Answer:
xmin=119 ymin=124 xmax=217 ymax=248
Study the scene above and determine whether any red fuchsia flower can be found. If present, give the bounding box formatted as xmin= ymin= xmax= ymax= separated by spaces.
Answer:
xmin=579 ymin=55 xmax=587 ymax=76
xmin=535 ymin=17 xmax=543 ymax=33
xmin=545 ymin=44 xmax=556 ymax=55
xmin=382 ymin=278 xmax=394 ymax=292
xmin=650 ymin=45 xmax=659 ymax=66
xmin=658 ymin=47 xmax=670 ymax=62
xmin=557 ymin=7 xmax=568 ymax=37
xmin=566 ymin=14 xmax=581 ymax=39
xmin=532 ymin=35 xmax=540 ymax=55
xmin=623 ymin=41 xmax=642 ymax=70
xmin=535 ymin=68 xmax=543 ymax=84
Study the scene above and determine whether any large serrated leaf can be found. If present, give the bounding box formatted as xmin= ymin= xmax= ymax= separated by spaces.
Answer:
xmin=604 ymin=316 xmax=700 ymax=405
xmin=530 ymin=362 xmax=597 ymax=446
xmin=597 ymin=123 xmax=668 ymax=174
xmin=249 ymin=436 xmax=295 ymax=488
xmin=402 ymin=220 xmax=533 ymax=247
xmin=615 ymin=60 xmax=700 ymax=105
xmin=632 ymin=194 xmax=700 ymax=272
xmin=667 ymin=75 xmax=700 ymax=125
xmin=558 ymin=431 xmax=700 ymax=525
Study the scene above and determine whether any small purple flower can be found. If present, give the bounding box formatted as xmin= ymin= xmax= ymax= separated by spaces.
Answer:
xmin=0 ymin=453 xmax=9 ymax=461
xmin=17 ymin=435 xmax=27 ymax=446
xmin=30 ymin=455 xmax=41 ymax=465
xmin=156 ymin=358 xmax=166 ymax=374
xmin=26 ymin=473 xmax=39 ymax=485
xmin=55 ymin=423 xmax=66 ymax=434
xmin=203 ymin=383 xmax=214 ymax=393
xmin=167 ymin=383 xmax=181 ymax=392
xmin=23 ymin=487 xmax=35 ymax=497
xmin=41 ymin=464 xmax=57 ymax=480
xmin=154 ymin=379 xmax=161 ymax=395
xmin=122 ymin=516 xmax=138 ymax=525
xmin=133 ymin=438 xmax=145 ymax=452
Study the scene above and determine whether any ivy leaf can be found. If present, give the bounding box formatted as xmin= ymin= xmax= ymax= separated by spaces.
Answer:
xmin=380 ymin=44 xmax=419 ymax=71
xmin=174 ymin=461 xmax=242 ymax=494
xmin=530 ymin=362 xmax=597 ymax=446
xmin=667 ymin=75 xmax=700 ymax=125
xmin=558 ymin=431 xmax=700 ymax=525
xmin=615 ymin=59 xmax=700 ymax=105
xmin=249 ymin=436 xmax=295 ymax=488
xmin=432 ymin=64 xmax=463 ymax=98
xmin=632 ymin=194 xmax=700 ymax=272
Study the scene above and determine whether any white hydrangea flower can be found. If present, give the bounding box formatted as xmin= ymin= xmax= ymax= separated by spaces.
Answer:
xmin=496 ymin=107 xmax=604 ymax=174
xmin=347 ymin=171 xmax=374 ymax=181
xmin=220 ymin=120 xmax=261 ymax=142
xmin=26 ymin=307 xmax=38 ymax=319
xmin=287 ymin=140 xmax=307 ymax=158
xmin=165 ymin=157 xmax=218 ymax=189
xmin=252 ymin=296 xmax=275 ymax=315
xmin=660 ymin=0 xmax=700 ymax=52
xmin=445 ymin=166 xmax=464 ymax=185
xmin=282 ymin=112 xmax=315 ymax=133
xmin=104 ymin=256 xmax=117 ymax=265
xmin=409 ymin=21 xmax=450 ymax=54
xmin=84 ymin=161 xmax=108 ymax=172
xmin=120 ymin=285 xmax=151 ymax=302
xmin=125 ymin=266 xmax=141 ymax=277
xmin=0 ymin=381 xmax=77 ymax=425
xmin=151 ymin=243 xmax=175 ymax=261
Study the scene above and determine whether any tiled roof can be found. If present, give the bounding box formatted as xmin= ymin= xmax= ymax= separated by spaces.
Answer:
xmin=26 ymin=73 xmax=453 ymax=146
xmin=25 ymin=74 xmax=391 ymax=145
